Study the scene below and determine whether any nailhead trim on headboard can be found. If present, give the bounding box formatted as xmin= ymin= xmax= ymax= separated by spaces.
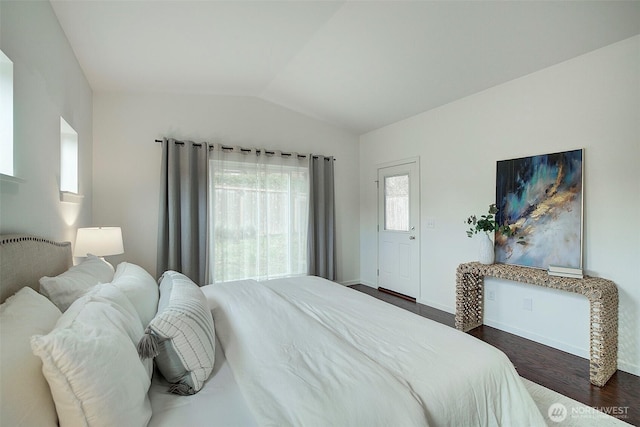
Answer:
xmin=0 ymin=234 xmax=73 ymax=303
xmin=0 ymin=235 xmax=71 ymax=246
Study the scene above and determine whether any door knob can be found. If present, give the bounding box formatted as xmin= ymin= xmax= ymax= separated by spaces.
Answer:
xmin=409 ymin=236 xmax=416 ymax=240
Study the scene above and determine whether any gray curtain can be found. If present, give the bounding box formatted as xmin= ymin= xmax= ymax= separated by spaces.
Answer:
xmin=157 ymin=138 xmax=209 ymax=285
xmin=307 ymin=155 xmax=336 ymax=280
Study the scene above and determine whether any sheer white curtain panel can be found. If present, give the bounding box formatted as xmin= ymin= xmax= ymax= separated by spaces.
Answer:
xmin=208 ymin=146 xmax=309 ymax=284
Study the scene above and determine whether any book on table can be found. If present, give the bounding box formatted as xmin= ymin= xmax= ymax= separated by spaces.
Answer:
xmin=548 ymin=265 xmax=583 ymax=279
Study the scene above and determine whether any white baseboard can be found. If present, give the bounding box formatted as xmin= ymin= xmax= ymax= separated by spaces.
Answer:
xmin=357 ymin=280 xmax=377 ymax=288
xmin=483 ymin=318 xmax=589 ymax=359
xmin=339 ymin=279 xmax=360 ymax=286
xmin=416 ymin=298 xmax=454 ymax=314
xmin=617 ymin=359 xmax=640 ymax=377
xmin=412 ymin=298 xmax=589 ymax=359
xmin=485 ymin=319 xmax=640 ymax=377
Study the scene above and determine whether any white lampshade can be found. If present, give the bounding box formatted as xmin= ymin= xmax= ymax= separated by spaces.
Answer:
xmin=74 ymin=227 xmax=124 ymax=257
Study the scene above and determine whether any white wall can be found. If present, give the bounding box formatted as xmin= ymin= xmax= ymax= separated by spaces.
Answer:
xmin=360 ymin=36 xmax=639 ymax=375
xmin=93 ymin=93 xmax=360 ymax=283
xmin=0 ymin=1 xmax=93 ymax=243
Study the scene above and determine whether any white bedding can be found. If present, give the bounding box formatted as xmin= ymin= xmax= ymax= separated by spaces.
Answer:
xmin=148 ymin=336 xmax=258 ymax=427
xmin=203 ymin=276 xmax=546 ymax=427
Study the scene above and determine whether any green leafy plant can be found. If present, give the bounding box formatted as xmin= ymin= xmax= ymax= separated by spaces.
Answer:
xmin=466 ymin=203 xmax=513 ymax=238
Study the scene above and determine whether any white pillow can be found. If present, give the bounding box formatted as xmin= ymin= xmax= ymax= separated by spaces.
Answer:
xmin=31 ymin=284 xmax=152 ymax=427
xmin=57 ymin=284 xmax=154 ymax=382
xmin=111 ymin=262 xmax=159 ymax=327
xmin=138 ymin=271 xmax=215 ymax=395
xmin=39 ymin=255 xmax=115 ymax=311
xmin=1 ymin=287 xmax=61 ymax=427
xmin=57 ymin=283 xmax=147 ymax=351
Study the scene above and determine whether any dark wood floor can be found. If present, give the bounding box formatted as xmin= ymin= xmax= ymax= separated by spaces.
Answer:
xmin=350 ymin=284 xmax=639 ymax=426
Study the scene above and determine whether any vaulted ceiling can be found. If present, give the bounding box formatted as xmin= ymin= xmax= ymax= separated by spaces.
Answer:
xmin=50 ymin=1 xmax=640 ymax=134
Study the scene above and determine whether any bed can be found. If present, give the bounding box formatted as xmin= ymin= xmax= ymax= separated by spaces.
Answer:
xmin=0 ymin=234 xmax=545 ymax=427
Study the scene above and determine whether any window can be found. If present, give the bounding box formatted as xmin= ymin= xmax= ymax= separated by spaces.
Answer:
xmin=0 ymin=49 xmax=13 ymax=176
xmin=384 ymin=174 xmax=409 ymax=231
xmin=60 ymin=117 xmax=78 ymax=194
xmin=209 ymin=153 xmax=308 ymax=283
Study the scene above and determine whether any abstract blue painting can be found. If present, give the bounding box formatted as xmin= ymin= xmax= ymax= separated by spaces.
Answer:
xmin=495 ymin=149 xmax=583 ymax=269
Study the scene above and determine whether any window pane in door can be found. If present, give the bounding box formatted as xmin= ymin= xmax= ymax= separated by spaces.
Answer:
xmin=384 ymin=174 xmax=409 ymax=231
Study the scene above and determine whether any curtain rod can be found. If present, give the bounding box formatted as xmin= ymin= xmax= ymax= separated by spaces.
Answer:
xmin=154 ymin=139 xmax=335 ymax=160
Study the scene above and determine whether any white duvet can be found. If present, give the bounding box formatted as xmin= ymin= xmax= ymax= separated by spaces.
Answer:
xmin=204 ymin=276 xmax=545 ymax=427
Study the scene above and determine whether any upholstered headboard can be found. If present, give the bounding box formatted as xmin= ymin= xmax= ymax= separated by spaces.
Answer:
xmin=0 ymin=235 xmax=72 ymax=303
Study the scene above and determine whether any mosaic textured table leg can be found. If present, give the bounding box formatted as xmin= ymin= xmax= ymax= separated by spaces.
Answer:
xmin=585 ymin=290 xmax=619 ymax=386
xmin=455 ymin=270 xmax=483 ymax=332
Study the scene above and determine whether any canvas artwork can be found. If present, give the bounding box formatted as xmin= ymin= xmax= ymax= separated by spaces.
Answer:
xmin=494 ymin=149 xmax=583 ymax=269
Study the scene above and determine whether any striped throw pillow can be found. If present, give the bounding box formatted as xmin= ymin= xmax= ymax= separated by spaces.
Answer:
xmin=137 ymin=271 xmax=215 ymax=395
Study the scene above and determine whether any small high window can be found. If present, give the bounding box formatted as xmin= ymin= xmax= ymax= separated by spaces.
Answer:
xmin=0 ymin=49 xmax=14 ymax=176
xmin=60 ymin=117 xmax=78 ymax=194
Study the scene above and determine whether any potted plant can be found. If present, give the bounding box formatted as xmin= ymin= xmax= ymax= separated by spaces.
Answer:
xmin=465 ymin=204 xmax=513 ymax=264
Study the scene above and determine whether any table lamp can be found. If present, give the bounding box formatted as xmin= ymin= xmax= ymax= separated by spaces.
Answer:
xmin=74 ymin=226 xmax=124 ymax=258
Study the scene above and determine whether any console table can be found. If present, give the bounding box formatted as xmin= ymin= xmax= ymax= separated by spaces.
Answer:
xmin=455 ymin=262 xmax=618 ymax=387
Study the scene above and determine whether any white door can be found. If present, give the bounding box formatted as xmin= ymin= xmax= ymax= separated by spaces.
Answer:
xmin=377 ymin=160 xmax=420 ymax=298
